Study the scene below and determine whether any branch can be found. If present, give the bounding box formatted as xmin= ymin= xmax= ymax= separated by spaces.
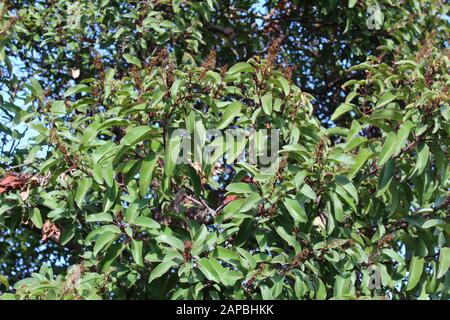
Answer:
xmin=184 ymin=195 xmax=226 ymax=218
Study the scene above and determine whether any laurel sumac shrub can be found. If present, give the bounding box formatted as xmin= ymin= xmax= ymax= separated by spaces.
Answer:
xmin=0 ymin=0 xmax=448 ymax=300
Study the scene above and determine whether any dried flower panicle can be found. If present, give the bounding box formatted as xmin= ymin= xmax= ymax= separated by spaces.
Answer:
xmin=262 ymin=36 xmax=284 ymax=77
xmin=149 ymin=48 xmax=169 ymax=69
xmin=92 ymin=51 xmax=104 ymax=73
xmin=283 ymin=58 xmax=296 ymax=84
xmin=183 ymin=240 xmax=192 ymax=263
xmin=290 ymin=248 xmax=311 ymax=268
xmin=200 ymin=49 xmax=217 ymax=78
xmin=148 ymin=48 xmax=175 ymax=86
xmin=131 ymin=65 xmax=143 ymax=89
xmin=314 ymin=138 xmax=327 ymax=168
xmin=165 ymin=59 xmax=175 ymax=87
xmin=219 ymin=64 xmax=228 ymax=80
xmin=50 ymin=127 xmax=79 ymax=168
xmin=244 ymin=263 xmax=266 ymax=293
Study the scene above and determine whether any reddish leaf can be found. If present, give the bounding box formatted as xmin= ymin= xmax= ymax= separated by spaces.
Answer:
xmin=223 ymin=195 xmax=238 ymax=205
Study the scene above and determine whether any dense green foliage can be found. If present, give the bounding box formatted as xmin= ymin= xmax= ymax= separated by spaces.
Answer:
xmin=0 ymin=0 xmax=449 ymax=300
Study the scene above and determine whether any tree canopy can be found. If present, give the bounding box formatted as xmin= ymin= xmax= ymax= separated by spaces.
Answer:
xmin=0 ymin=0 xmax=449 ymax=300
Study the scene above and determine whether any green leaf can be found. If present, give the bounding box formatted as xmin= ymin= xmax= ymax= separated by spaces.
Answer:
xmin=134 ymin=216 xmax=160 ymax=229
xmin=105 ymin=68 xmax=115 ymax=82
xmin=368 ymin=109 xmax=402 ymax=122
xmin=344 ymin=91 xmax=358 ymax=104
xmin=410 ymin=143 xmax=429 ymax=177
xmin=395 ymin=60 xmax=419 ymax=69
xmin=378 ymin=132 xmax=397 ymax=166
xmin=124 ymin=203 xmax=139 ymax=224
xmin=217 ymin=101 xmax=242 ymax=130
xmin=283 ymin=197 xmax=308 ymax=223
xmin=121 ymin=126 xmax=158 ymax=146
xmin=156 ymin=234 xmax=184 ymax=252
xmin=239 ymin=192 xmax=262 ymax=213
xmin=170 ymin=78 xmax=183 ymax=99
xmin=172 ymin=0 xmax=181 ymax=13
xmin=191 ymin=225 xmax=209 ymax=256
xmin=123 ymin=54 xmax=142 ymax=68
xmin=261 ymin=93 xmax=273 ymax=115
xmin=260 ymin=285 xmax=273 ymax=300
xmin=75 ymin=177 xmax=93 ymax=209
xmin=221 ymin=270 xmax=243 ymax=287
xmin=335 ymin=185 xmax=356 ymax=212
xmin=149 ymin=260 xmax=178 ymax=283
xmin=225 ymin=182 xmax=257 ymax=194
xmin=330 ymin=192 xmax=344 ymax=222
xmin=437 ymin=247 xmax=450 ymax=279
xmin=344 ymin=135 xmax=367 ymax=152
xmin=101 ymin=161 xmax=114 ymax=187
xmin=294 ymin=170 xmax=307 ymax=189
xmin=382 ymin=249 xmax=405 ymax=265
xmin=197 ymin=258 xmax=221 ymax=283
xmin=376 ymin=158 xmax=395 ymax=197
xmin=114 ymin=126 xmax=159 ymax=164
xmin=333 ymin=273 xmax=352 ymax=298
xmin=227 ymin=62 xmax=255 ymax=75
xmin=100 ymin=243 xmax=125 ymax=273
xmin=275 ymin=76 xmax=290 ymax=96
xmin=406 ymin=255 xmax=424 ymax=291
xmin=331 ymin=103 xmax=353 ymax=121
xmin=205 ymin=70 xmax=221 ymax=84
xmin=29 ymin=208 xmax=43 ymax=229
xmin=0 ymin=275 xmax=9 ymax=289
xmin=421 ymin=219 xmax=446 ymax=229
xmin=85 ymin=212 xmax=113 ymax=223
xmin=163 ymin=135 xmax=181 ymax=189
xmin=236 ymin=247 xmax=256 ymax=269
xmin=299 ymin=183 xmax=317 ymax=200
xmin=275 ymin=226 xmax=301 ymax=253
xmin=441 ymin=105 xmax=450 ymax=121
xmin=60 ymin=224 xmax=76 ymax=246
xmin=30 ymin=78 xmax=44 ymax=98
xmin=347 ymin=148 xmax=373 ymax=179
xmin=376 ymin=91 xmax=397 ymax=108
xmin=131 ymin=240 xmax=143 ymax=266
xmin=63 ymin=84 xmax=91 ymax=98
xmin=394 ymin=121 xmax=413 ymax=156
xmin=98 ymin=119 xmax=130 ymax=131
xmin=335 ymin=175 xmax=358 ymax=202
xmin=93 ymin=231 xmax=117 ymax=256
xmin=81 ymin=121 xmax=100 ymax=145
xmin=314 ymin=276 xmax=327 ymax=300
